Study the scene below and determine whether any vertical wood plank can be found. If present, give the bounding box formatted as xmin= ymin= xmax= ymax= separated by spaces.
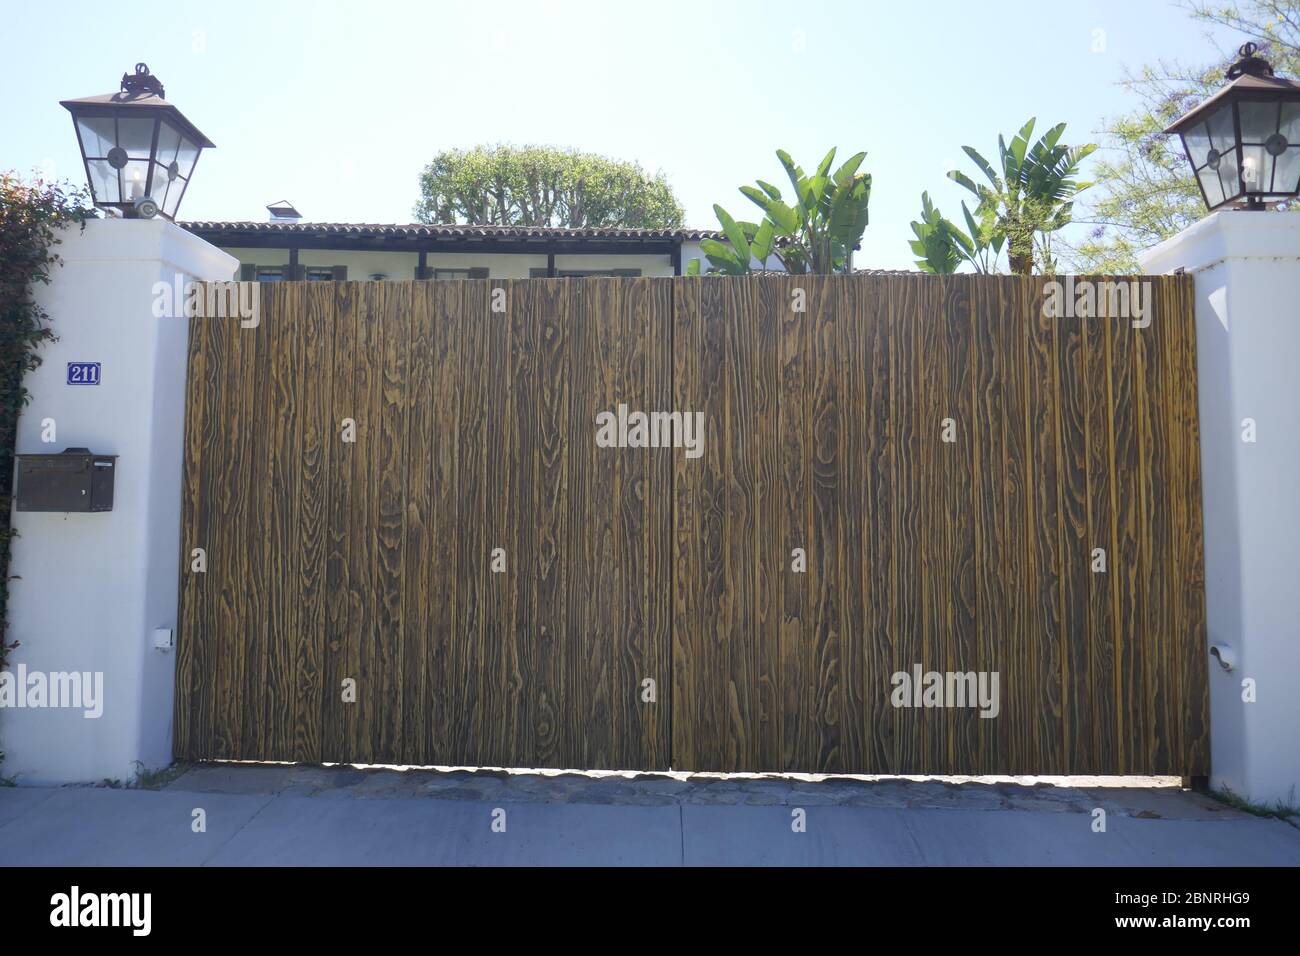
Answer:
xmin=1083 ymin=300 xmax=1117 ymax=773
xmin=1058 ymin=283 xmax=1092 ymax=772
xmin=916 ymin=275 xmax=947 ymax=770
xmin=292 ymin=281 xmax=334 ymax=764
xmin=322 ymin=282 xmax=357 ymax=761
xmin=533 ymin=278 xmax=569 ymax=768
xmin=1171 ymin=275 xmax=1211 ymax=773
xmin=174 ymin=297 xmax=210 ymax=759
xmin=507 ymin=279 xmax=536 ymax=766
xmin=838 ymin=275 xmax=867 ymax=773
xmin=264 ymin=282 xmax=302 ymax=760
xmin=864 ymin=276 xmax=894 ymax=772
xmin=1027 ymin=276 xmax=1065 ymax=770
xmin=972 ymin=276 xmax=1005 ymax=773
xmin=212 ymin=284 xmax=259 ymax=759
xmin=672 ymin=277 xmax=702 ymax=769
xmin=890 ymin=276 xmax=924 ymax=771
xmin=402 ymin=282 xmax=433 ymax=765
xmin=724 ymin=276 xmax=757 ymax=769
xmin=428 ymin=280 xmax=462 ymax=764
xmin=644 ymin=278 xmax=675 ymax=769
xmin=455 ymin=279 xmax=489 ymax=765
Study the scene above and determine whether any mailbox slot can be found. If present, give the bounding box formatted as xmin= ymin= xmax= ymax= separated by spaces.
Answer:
xmin=14 ymin=447 xmax=117 ymax=513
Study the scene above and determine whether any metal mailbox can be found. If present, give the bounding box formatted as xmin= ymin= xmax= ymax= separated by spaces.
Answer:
xmin=14 ymin=447 xmax=118 ymax=513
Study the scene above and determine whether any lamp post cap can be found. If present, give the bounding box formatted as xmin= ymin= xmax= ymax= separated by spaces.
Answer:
xmin=1227 ymin=41 xmax=1275 ymax=80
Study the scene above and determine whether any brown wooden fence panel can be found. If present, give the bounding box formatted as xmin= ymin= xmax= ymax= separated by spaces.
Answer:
xmin=176 ymin=273 xmax=1208 ymax=776
xmin=175 ymin=279 xmax=674 ymax=769
xmin=670 ymin=273 xmax=1209 ymax=775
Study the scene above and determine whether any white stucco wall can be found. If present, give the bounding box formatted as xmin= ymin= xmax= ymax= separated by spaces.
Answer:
xmin=220 ymin=246 xmax=681 ymax=280
xmin=1 ymin=219 xmax=235 ymax=785
xmin=219 ymin=238 xmax=785 ymax=280
xmin=678 ymin=239 xmax=782 ymax=273
xmin=1140 ymin=210 xmax=1300 ymax=807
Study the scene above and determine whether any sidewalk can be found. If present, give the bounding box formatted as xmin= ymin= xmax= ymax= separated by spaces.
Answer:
xmin=2 ymin=765 xmax=1298 ymax=866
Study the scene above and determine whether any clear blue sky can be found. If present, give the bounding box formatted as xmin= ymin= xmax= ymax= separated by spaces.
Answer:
xmin=4 ymin=0 xmax=1243 ymax=269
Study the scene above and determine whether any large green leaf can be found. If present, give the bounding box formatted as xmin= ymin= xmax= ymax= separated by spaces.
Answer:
xmin=961 ymin=146 xmax=1000 ymax=190
xmin=833 ymin=151 xmax=867 ymax=185
xmin=763 ymin=199 xmax=801 ymax=234
xmin=740 ymin=185 xmax=777 ymax=218
xmin=827 ymin=180 xmax=870 ymax=247
xmin=948 ymin=168 xmax=986 ymax=200
xmin=750 ymin=219 xmax=776 ymax=264
xmin=804 ymin=174 xmax=830 ymax=212
xmin=713 ymin=204 xmax=752 ymax=263
xmin=814 ymin=148 xmax=837 ymax=180
xmin=699 ymin=237 xmax=750 ymax=274
xmin=776 ymin=149 xmax=806 ymax=198
xmin=1011 ymin=118 xmax=1036 ymax=164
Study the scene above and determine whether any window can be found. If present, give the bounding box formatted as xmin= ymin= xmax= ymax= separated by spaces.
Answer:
xmin=238 ymin=264 xmax=347 ymax=281
xmin=528 ymin=268 xmax=642 ymax=278
xmin=422 ymin=267 xmax=489 ymax=280
xmin=302 ymin=265 xmax=345 ymax=280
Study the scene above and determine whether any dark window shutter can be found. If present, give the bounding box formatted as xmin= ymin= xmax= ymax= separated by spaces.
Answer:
xmin=528 ymin=268 xmax=548 ymax=278
xmin=239 ymin=263 xmax=257 ymax=281
xmin=332 ymin=265 xmax=348 ymax=281
xmin=468 ymin=267 xmax=489 ymax=279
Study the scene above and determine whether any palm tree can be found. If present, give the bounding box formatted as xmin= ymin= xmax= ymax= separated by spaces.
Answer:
xmin=949 ymin=119 xmax=1096 ymax=275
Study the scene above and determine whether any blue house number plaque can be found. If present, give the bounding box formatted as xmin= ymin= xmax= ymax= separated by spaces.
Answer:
xmin=67 ymin=362 xmax=101 ymax=386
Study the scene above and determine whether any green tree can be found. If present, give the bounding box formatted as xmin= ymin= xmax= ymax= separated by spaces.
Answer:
xmin=691 ymin=148 xmax=872 ymax=275
xmin=413 ymin=144 xmax=684 ymax=229
xmin=948 ymin=118 xmax=1097 ymax=275
xmin=1067 ymin=1 xmax=1300 ymax=272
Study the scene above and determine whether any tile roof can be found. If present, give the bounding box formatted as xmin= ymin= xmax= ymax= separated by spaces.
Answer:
xmin=181 ymin=221 xmax=722 ymax=241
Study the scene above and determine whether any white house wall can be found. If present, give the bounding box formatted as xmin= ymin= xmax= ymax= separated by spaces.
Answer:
xmin=220 ymin=247 xmax=682 ymax=280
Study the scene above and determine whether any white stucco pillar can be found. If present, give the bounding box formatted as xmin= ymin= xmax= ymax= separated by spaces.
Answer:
xmin=1141 ymin=210 xmax=1300 ymax=808
xmin=1 ymin=219 xmax=236 ymax=785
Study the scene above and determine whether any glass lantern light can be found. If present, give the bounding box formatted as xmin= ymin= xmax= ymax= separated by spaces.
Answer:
xmin=60 ymin=63 xmax=214 ymax=220
xmin=1165 ymin=43 xmax=1300 ymax=210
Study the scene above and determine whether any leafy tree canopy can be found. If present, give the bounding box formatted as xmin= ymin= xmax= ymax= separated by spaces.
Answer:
xmin=413 ymin=144 xmax=685 ymax=230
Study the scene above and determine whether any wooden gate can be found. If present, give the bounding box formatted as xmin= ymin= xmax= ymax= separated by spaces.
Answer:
xmin=672 ymin=274 xmax=1208 ymax=775
xmin=175 ymin=274 xmax=1210 ymax=776
xmin=174 ymin=279 xmax=672 ymax=769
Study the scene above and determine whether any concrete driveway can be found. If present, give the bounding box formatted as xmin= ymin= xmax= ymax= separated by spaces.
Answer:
xmin=2 ymin=765 xmax=1298 ymax=866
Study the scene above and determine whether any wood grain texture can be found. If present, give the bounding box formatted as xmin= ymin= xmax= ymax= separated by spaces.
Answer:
xmin=175 ymin=274 xmax=1208 ymax=775
xmin=176 ymin=278 xmax=673 ymax=769
xmin=669 ymin=274 xmax=1208 ymax=774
